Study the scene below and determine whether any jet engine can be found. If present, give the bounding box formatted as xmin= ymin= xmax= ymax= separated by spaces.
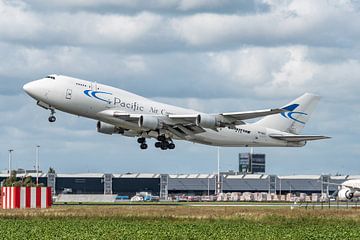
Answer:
xmin=196 ymin=114 xmax=219 ymax=129
xmin=97 ymin=121 xmax=124 ymax=135
xmin=338 ymin=188 xmax=354 ymax=200
xmin=138 ymin=115 xmax=162 ymax=130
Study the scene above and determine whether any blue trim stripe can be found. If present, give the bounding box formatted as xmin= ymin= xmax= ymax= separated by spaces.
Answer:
xmin=287 ymin=112 xmax=307 ymax=124
xmin=84 ymin=90 xmax=112 ymax=103
xmin=281 ymin=104 xmax=307 ymax=124
xmin=84 ymin=89 xmax=92 ymax=97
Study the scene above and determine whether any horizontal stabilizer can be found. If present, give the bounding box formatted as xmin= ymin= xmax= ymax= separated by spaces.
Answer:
xmin=270 ymin=134 xmax=331 ymax=142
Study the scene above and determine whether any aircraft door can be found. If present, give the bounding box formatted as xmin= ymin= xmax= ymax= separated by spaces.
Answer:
xmin=65 ymin=89 xmax=72 ymax=100
xmin=91 ymin=82 xmax=112 ymax=108
xmin=91 ymin=82 xmax=97 ymax=91
xmin=254 ymin=131 xmax=266 ymax=143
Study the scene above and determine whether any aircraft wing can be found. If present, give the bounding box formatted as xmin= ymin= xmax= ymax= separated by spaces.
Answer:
xmin=168 ymin=114 xmax=198 ymax=123
xmin=221 ymin=108 xmax=285 ymax=123
xmin=169 ymin=108 xmax=285 ymax=127
xmin=270 ymin=135 xmax=331 ymax=142
xmin=97 ymin=109 xmax=141 ymax=122
xmin=97 ymin=108 xmax=288 ymax=140
xmin=97 ymin=110 xmax=205 ymax=139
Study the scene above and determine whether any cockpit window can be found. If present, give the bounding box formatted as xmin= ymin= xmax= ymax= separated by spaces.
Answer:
xmin=46 ymin=75 xmax=55 ymax=80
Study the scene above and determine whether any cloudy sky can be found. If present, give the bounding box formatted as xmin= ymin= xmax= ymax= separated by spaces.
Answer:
xmin=0 ymin=0 xmax=359 ymax=175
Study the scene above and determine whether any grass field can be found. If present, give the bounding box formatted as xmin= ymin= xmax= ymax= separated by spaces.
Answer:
xmin=0 ymin=206 xmax=359 ymax=239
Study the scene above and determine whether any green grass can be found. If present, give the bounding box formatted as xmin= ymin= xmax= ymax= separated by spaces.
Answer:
xmin=0 ymin=216 xmax=359 ymax=239
xmin=0 ymin=206 xmax=359 ymax=239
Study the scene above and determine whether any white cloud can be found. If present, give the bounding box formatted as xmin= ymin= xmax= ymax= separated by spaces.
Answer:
xmin=177 ymin=0 xmax=224 ymax=11
xmin=1 ymin=0 xmax=359 ymax=52
xmin=208 ymin=48 xmax=284 ymax=86
xmin=122 ymin=55 xmax=148 ymax=73
xmin=171 ymin=0 xmax=360 ymax=48
xmin=27 ymin=0 xmax=262 ymax=13
xmin=269 ymin=46 xmax=318 ymax=91
xmin=206 ymin=46 xmax=360 ymax=100
xmin=0 ymin=1 xmax=42 ymax=40
xmin=0 ymin=0 xmax=359 ymax=174
xmin=91 ymin=12 xmax=163 ymax=45
xmin=42 ymin=11 xmax=165 ymax=47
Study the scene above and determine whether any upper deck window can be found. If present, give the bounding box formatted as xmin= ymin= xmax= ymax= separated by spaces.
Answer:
xmin=45 ymin=75 xmax=55 ymax=80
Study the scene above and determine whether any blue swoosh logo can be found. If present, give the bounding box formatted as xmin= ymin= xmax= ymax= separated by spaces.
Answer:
xmin=281 ymin=104 xmax=307 ymax=124
xmin=84 ymin=90 xmax=112 ymax=103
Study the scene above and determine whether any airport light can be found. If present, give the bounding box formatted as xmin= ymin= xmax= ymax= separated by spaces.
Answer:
xmin=36 ymin=145 xmax=40 ymax=185
xmin=207 ymin=178 xmax=210 ymax=197
xmin=8 ymin=149 xmax=13 ymax=176
xmin=216 ymin=147 xmax=222 ymax=194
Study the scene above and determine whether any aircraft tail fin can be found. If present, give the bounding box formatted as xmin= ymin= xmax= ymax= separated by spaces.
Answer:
xmin=255 ymin=93 xmax=321 ymax=134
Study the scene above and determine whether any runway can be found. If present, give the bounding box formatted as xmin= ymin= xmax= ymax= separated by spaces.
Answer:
xmin=53 ymin=202 xmax=360 ymax=208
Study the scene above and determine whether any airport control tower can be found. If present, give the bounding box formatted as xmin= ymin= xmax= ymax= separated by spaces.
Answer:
xmin=239 ymin=153 xmax=266 ymax=174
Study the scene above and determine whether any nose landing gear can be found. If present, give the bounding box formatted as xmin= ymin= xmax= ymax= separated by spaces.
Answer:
xmin=48 ymin=116 xmax=56 ymax=122
xmin=48 ymin=109 xmax=56 ymax=123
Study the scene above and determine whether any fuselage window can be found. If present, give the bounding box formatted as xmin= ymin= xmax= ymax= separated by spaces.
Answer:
xmin=76 ymin=83 xmax=88 ymax=87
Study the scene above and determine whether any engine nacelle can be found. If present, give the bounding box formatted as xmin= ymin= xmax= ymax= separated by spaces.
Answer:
xmin=139 ymin=115 xmax=161 ymax=130
xmin=196 ymin=114 xmax=218 ymax=129
xmin=338 ymin=188 xmax=354 ymax=200
xmin=97 ymin=121 xmax=123 ymax=135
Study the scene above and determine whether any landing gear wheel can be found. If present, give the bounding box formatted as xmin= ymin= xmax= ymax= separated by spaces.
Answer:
xmin=157 ymin=135 xmax=166 ymax=142
xmin=155 ymin=142 xmax=161 ymax=148
xmin=48 ymin=116 xmax=56 ymax=123
xmin=168 ymin=143 xmax=175 ymax=150
xmin=140 ymin=143 xmax=148 ymax=150
xmin=137 ymin=137 xmax=146 ymax=144
xmin=160 ymin=141 xmax=169 ymax=150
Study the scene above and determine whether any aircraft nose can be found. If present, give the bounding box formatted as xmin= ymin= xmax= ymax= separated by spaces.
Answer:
xmin=23 ymin=82 xmax=35 ymax=96
xmin=23 ymin=82 xmax=31 ymax=94
xmin=23 ymin=80 xmax=45 ymax=100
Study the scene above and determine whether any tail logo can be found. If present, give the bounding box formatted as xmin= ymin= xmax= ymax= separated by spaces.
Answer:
xmin=281 ymin=104 xmax=307 ymax=124
xmin=84 ymin=90 xmax=112 ymax=103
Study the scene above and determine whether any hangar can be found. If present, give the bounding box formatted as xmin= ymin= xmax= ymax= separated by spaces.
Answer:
xmin=1 ymin=172 xmax=358 ymax=199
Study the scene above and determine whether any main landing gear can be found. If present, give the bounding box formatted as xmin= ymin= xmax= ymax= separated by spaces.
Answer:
xmin=48 ymin=109 xmax=56 ymax=123
xmin=137 ymin=135 xmax=175 ymax=150
xmin=154 ymin=135 xmax=175 ymax=150
xmin=137 ymin=137 xmax=148 ymax=150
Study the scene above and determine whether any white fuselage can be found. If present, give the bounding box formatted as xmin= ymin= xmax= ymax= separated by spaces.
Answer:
xmin=23 ymin=75 xmax=304 ymax=147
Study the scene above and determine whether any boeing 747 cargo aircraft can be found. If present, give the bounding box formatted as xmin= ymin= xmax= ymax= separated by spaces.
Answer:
xmin=23 ymin=74 xmax=329 ymax=150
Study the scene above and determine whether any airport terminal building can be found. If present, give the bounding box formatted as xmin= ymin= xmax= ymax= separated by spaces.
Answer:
xmin=1 ymin=172 xmax=358 ymax=199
